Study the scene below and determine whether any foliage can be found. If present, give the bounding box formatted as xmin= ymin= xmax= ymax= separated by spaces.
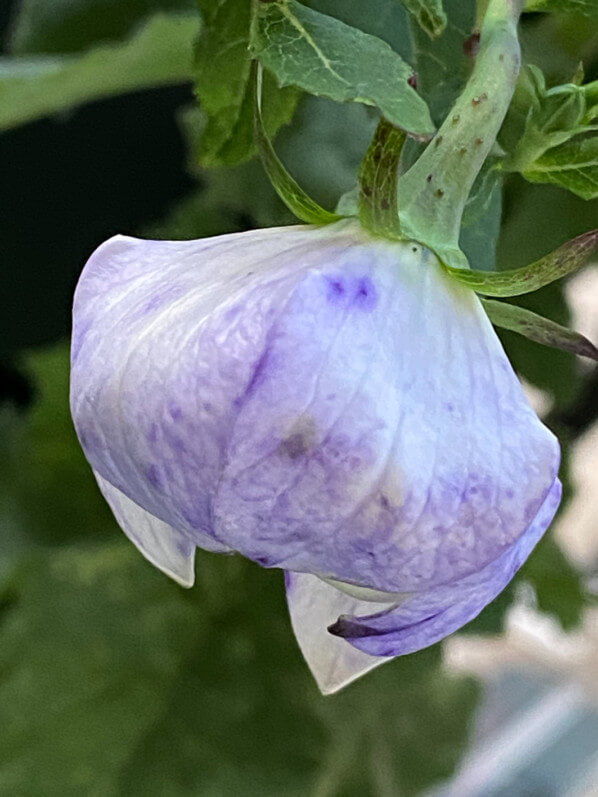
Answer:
xmin=1 ymin=0 xmax=597 ymax=793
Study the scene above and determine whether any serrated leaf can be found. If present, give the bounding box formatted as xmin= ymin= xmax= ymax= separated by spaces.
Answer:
xmin=523 ymin=136 xmax=598 ymax=199
xmin=482 ymin=297 xmax=598 ymax=359
xmin=9 ymin=0 xmax=195 ymax=55
xmin=446 ymin=228 xmax=598 ymax=296
xmin=400 ymin=0 xmax=447 ymax=38
xmin=251 ymin=0 xmax=434 ymax=138
xmin=0 ymin=13 xmax=199 ymax=132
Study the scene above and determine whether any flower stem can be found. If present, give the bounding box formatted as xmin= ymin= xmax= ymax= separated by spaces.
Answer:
xmin=398 ymin=0 xmax=523 ymax=269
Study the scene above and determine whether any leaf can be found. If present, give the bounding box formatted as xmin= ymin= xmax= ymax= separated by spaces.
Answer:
xmin=482 ymin=297 xmax=598 ymax=360
xmin=9 ymin=0 xmax=195 ymax=55
xmin=1 ymin=345 xmax=114 ymax=547
xmin=358 ymin=117 xmax=406 ymax=238
xmin=254 ymin=65 xmax=342 ymax=224
xmin=524 ymin=0 xmax=598 ymax=15
xmin=459 ymin=163 xmax=503 ymax=270
xmin=251 ymin=0 xmax=435 ymax=138
xmin=0 ymin=13 xmax=199 ymax=132
xmin=519 ymin=535 xmax=588 ymax=630
xmin=408 ymin=0 xmax=477 ymax=124
xmin=445 ymin=228 xmax=598 ymax=296
xmin=400 ymin=0 xmax=448 ymax=38
xmin=522 ymin=136 xmax=598 ymax=199
xmin=0 ymin=537 xmax=480 ymax=797
xmin=0 ymin=543 xmax=202 ymax=797
xmin=194 ymin=0 xmax=299 ymax=167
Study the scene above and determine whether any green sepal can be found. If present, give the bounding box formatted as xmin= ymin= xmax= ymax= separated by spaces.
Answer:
xmin=358 ymin=118 xmax=405 ymax=240
xmin=482 ymin=298 xmax=598 ymax=361
xmin=253 ymin=63 xmax=343 ymax=226
xmin=445 ymin=229 xmax=598 ymax=296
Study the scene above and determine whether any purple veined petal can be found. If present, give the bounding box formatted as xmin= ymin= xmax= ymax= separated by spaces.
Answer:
xmin=285 ymin=571 xmax=395 ymax=695
xmin=327 ymin=477 xmax=562 ymax=657
xmin=71 ymin=222 xmax=361 ymax=552
xmin=94 ymin=471 xmax=205 ymax=587
xmin=213 ymin=238 xmax=560 ymax=592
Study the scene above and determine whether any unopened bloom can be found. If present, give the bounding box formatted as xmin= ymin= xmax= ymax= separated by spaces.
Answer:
xmin=70 ymin=219 xmax=560 ymax=693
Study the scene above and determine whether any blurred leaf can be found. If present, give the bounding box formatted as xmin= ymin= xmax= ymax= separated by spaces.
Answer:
xmin=459 ymin=163 xmax=503 ymax=270
xmin=9 ymin=0 xmax=195 ymax=55
xmin=194 ymin=0 xmax=299 ymax=167
xmin=400 ymin=0 xmax=448 ymax=38
xmin=524 ymin=0 xmax=598 ymax=15
xmin=0 ymin=538 xmax=479 ymax=797
xmin=0 ymin=13 xmax=199 ymax=132
xmin=409 ymin=0 xmax=476 ymax=124
xmin=0 ymin=543 xmax=201 ymax=797
xmin=522 ymin=136 xmax=598 ymax=199
xmin=2 ymin=345 xmax=114 ymax=546
xmin=251 ymin=0 xmax=435 ymax=138
xmin=519 ymin=535 xmax=588 ymax=629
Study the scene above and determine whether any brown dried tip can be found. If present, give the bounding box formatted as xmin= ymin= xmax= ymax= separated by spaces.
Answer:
xmin=408 ymin=73 xmax=418 ymax=90
xmin=463 ymin=31 xmax=481 ymax=58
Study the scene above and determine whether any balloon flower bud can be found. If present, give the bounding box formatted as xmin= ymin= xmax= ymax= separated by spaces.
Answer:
xmin=70 ymin=218 xmax=560 ymax=693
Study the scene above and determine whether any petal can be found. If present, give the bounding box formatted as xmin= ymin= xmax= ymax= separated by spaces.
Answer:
xmin=285 ymin=571 xmax=394 ymax=695
xmin=71 ymin=222 xmax=360 ymax=550
xmin=213 ymin=241 xmax=560 ymax=592
xmin=94 ymin=471 xmax=198 ymax=586
xmin=328 ymin=478 xmax=562 ymax=656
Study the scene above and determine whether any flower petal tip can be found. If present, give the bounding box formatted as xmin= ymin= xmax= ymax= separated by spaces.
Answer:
xmin=285 ymin=572 xmax=394 ymax=695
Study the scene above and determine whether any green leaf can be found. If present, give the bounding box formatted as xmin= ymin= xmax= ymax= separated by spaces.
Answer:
xmin=445 ymin=228 xmax=598 ymax=296
xmin=9 ymin=0 xmax=195 ymax=55
xmin=524 ymin=0 xmax=598 ymax=15
xmin=0 ymin=13 xmax=199 ymax=132
xmin=482 ymin=297 xmax=598 ymax=359
xmin=193 ymin=0 xmax=299 ymax=167
xmin=251 ymin=0 xmax=435 ymax=138
xmin=522 ymin=136 xmax=598 ymax=199
xmin=0 ymin=538 xmax=480 ymax=797
xmin=408 ymin=0 xmax=477 ymax=124
xmin=400 ymin=0 xmax=448 ymax=37
xmin=358 ymin=117 xmax=406 ymax=239
xmin=459 ymin=162 xmax=503 ymax=270
xmin=1 ymin=346 xmax=114 ymax=547
xmin=254 ymin=65 xmax=343 ymax=225
xmin=519 ymin=535 xmax=588 ymax=630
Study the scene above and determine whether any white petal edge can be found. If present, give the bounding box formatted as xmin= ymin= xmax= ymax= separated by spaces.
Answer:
xmin=285 ymin=572 xmax=395 ymax=695
xmin=94 ymin=470 xmax=196 ymax=587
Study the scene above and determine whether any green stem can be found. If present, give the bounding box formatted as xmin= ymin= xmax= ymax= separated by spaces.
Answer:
xmin=398 ymin=0 xmax=522 ymax=269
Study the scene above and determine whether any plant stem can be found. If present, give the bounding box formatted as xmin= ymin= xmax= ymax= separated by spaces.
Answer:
xmin=398 ymin=0 xmax=523 ymax=269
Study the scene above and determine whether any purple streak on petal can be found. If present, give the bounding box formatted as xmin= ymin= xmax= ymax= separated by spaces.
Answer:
xmin=71 ymin=222 xmax=361 ymax=557
xmin=213 ymin=241 xmax=560 ymax=593
xmin=328 ymin=478 xmax=562 ymax=656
